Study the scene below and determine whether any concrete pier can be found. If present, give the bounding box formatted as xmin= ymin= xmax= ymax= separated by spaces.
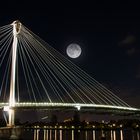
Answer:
xmin=0 ymin=126 xmax=22 ymax=139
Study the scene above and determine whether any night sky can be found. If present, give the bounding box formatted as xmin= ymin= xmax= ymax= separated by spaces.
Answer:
xmin=0 ymin=1 xmax=140 ymax=109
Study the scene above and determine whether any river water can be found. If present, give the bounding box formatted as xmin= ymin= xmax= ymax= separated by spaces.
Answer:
xmin=19 ymin=128 xmax=140 ymax=140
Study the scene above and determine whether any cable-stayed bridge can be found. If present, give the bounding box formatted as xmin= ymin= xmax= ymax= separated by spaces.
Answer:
xmin=0 ymin=21 xmax=140 ymax=126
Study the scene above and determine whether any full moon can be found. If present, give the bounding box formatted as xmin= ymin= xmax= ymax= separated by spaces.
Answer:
xmin=66 ymin=43 xmax=82 ymax=58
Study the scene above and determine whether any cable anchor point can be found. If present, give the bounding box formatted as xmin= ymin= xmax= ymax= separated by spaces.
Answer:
xmin=11 ymin=20 xmax=22 ymax=34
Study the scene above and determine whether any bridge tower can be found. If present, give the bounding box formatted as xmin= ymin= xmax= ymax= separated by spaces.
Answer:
xmin=8 ymin=20 xmax=21 ymax=126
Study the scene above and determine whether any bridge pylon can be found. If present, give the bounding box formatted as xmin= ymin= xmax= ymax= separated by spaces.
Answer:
xmin=8 ymin=20 xmax=21 ymax=127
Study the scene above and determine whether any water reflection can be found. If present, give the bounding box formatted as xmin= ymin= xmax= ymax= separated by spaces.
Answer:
xmin=137 ymin=131 xmax=140 ymax=140
xmin=26 ymin=127 xmax=140 ymax=140
xmin=93 ymin=130 xmax=95 ymax=140
xmin=120 ymin=130 xmax=123 ymax=140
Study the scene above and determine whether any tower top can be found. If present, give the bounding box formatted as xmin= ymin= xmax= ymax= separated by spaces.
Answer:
xmin=11 ymin=20 xmax=22 ymax=34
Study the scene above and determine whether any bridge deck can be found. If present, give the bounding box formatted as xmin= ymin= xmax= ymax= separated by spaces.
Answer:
xmin=0 ymin=102 xmax=140 ymax=115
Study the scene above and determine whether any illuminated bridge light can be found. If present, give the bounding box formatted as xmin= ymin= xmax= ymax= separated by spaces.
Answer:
xmin=75 ymin=105 xmax=81 ymax=111
xmin=0 ymin=102 xmax=140 ymax=116
xmin=3 ymin=106 xmax=10 ymax=112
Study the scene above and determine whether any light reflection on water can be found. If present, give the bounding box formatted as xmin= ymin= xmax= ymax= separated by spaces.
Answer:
xmin=19 ymin=128 xmax=140 ymax=140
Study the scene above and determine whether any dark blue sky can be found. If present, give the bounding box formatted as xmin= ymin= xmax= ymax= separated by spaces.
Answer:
xmin=0 ymin=1 xmax=140 ymax=107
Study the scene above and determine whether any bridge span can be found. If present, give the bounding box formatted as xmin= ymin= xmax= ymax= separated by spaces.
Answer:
xmin=1 ymin=102 xmax=140 ymax=116
xmin=1 ymin=21 xmax=140 ymax=126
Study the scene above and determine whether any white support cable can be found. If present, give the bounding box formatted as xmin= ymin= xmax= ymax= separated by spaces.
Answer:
xmin=0 ymin=27 xmax=12 ymax=36
xmin=22 ymin=32 xmax=88 ymax=103
xmin=21 ymin=26 xmax=118 ymax=104
xmin=0 ymin=24 xmax=12 ymax=31
xmin=18 ymin=35 xmax=52 ymax=103
xmin=0 ymin=36 xmax=13 ymax=66
xmin=21 ymin=35 xmax=65 ymax=102
xmin=25 ymin=32 xmax=121 ymax=105
xmin=21 ymin=37 xmax=64 ymax=102
xmin=18 ymin=36 xmax=43 ymax=102
xmin=21 ymin=48 xmax=37 ymax=102
xmin=21 ymin=37 xmax=51 ymax=102
xmin=47 ymin=56 xmax=110 ymax=104
xmin=68 ymin=62 xmax=130 ymax=106
xmin=22 ymin=34 xmax=72 ymax=103
xmin=21 ymin=32 xmax=76 ymax=103
xmin=51 ymin=52 xmax=128 ymax=106
xmin=3 ymin=58 xmax=11 ymax=101
xmin=0 ymin=26 xmax=12 ymax=36
xmin=18 ymin=38 xmax=37 ymax=102
xmin=49 ymin=47 xmax=128 ymax=106
xmin=46 ymin=58 xmax=92 ymax=103
xmin=0 ymin=29 xmax=12 ymax=50
xmin=0 ymin=51 xmax=12 ymax=99
xmin=0 ymin=22 xmax=132 ymax=109
xmin=48 ymin=58 xmax=102 ymax=104
xmin=18 ymin=39 xmax=33 ymax=101
xmin=31 ymin=48 xmax=78 ymax=103
xmin=44 ymin=54 xmax=107 ymax=104
xmin=35 ymin=39 xmax=114 ymax=105
xmin=0 ymin=30 xmax=12 ymax=48
xmin=20 ymin=26 xmax=130 ymax=106
xmin=0 ymin=28 xmax=12 ymax=42
xmin=52 ymin=53 xmax=129 ymax=106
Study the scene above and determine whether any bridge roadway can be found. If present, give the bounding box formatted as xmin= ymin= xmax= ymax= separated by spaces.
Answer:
xmin=0 ymin=102 xmax=140 ymax=115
